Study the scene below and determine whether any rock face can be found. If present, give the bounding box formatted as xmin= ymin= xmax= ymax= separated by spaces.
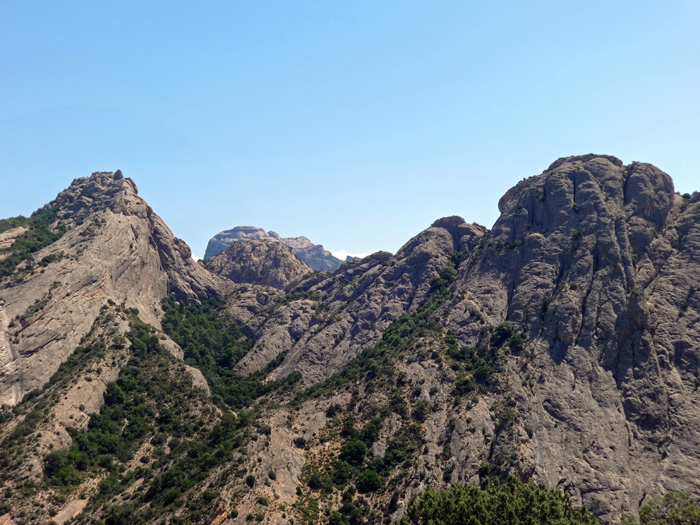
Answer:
xmin=0 ymin=171 xmax=227 ymax=406
xmin=439 ymin=154 xmax=700 ymax=522
xmin=283 ymin=153 xmax=696 ymax=523
xmin=203 ymin=239 xmax=311 ymax=290
xmin=204 ymin=226 xmax=343 ymax=271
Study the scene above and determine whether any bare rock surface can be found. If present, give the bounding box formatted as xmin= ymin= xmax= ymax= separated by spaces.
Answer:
xmin=204 ymin=225 xmax=343 ymax=271
xmin=204 ymin=239 xmax=311 ymax=290
xmin=436 ymin=155 xmax=700 ymax=521
xmin=0 ymin=227 xmax=28 ymax=253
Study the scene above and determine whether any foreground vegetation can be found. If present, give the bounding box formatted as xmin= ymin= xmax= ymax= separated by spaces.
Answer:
xmin=622 ymin=492 xmax=700 ymax=525
xmin=399 ymin=476 xmax=598 ymax=525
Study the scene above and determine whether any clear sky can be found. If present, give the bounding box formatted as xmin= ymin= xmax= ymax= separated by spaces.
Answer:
xmin=1 ymin=1 xmax=699 ymax=259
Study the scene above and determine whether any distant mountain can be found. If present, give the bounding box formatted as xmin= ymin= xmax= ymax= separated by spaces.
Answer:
xmin=203 ymin=225 xmax=343 ymax=271
xmin=203 ymin=238 xmax=311 ymax=290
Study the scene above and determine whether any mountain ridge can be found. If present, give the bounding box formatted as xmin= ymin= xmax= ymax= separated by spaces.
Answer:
xmin=0 ymin=155 xmax=698 ymax=524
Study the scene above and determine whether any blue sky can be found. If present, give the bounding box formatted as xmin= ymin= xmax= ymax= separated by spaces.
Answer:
xmin=1 ymin=1 xmax=699 ymax=258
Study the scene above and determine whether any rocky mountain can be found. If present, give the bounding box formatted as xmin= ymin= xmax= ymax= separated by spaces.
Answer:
xmin=0 ymin=156 xmax=698 ymax=525
xmin=0 ymin=171 xmax=226 ymax=408
xmin=203 ymin=239 xmax=311 ymax=290
xmin=204 ymin=226 xmax=343 ymax=271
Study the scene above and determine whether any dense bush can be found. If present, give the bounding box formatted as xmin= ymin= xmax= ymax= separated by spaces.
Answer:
xmin=161 ymin=296 xmax=300 ymax=409
xmin=621 ymin=492 xmax=700 ymax=525
xmin=340 ymin=438 xmax=367 ymax=466
xmin=0 ymin=207 xmax=66 ymax=280
xmin=399 ymin=476 xmax=597 ymax=524
xmin=356 ymin=470 xmax=381 ymax=493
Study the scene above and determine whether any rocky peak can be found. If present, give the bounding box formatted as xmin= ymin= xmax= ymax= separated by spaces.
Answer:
xmin=430 ymin=216 xmax=489 ymax=253
xmin=439 ymin=154 xmax=698 ymax=520
xmin=203 ymin=239 xmax=311 ymax=290
xmin=204 ymin=226 xmax=343 ymax=271
xmin=33 ymin=171 xmax=140 ymax=222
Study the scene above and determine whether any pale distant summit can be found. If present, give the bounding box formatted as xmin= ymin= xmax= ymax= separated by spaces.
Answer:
xmin=204 ymin=225 xmax=343 ymax=271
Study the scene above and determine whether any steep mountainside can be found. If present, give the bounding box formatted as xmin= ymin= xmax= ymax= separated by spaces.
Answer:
xmin=0 ymin=156 xmax=698 ymax=525
xmin=204 ymin=226 xmax=343 ymax=271
xmin=228 ymin=217 xmax=486 ymax=382
xmin=203 ymin=239 xmax=311 ymax=290
xmin=0 ymin=171 xmax=226 ymax=406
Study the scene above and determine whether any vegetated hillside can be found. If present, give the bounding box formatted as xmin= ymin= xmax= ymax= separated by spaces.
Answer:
xmin=0 ymin=155 xmax=698 ymax=525
xmin=204 ymin=226 xmax=343 ymax=271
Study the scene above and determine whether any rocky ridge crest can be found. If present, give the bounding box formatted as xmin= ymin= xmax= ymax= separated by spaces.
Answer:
xmin=0 ymin=157 xmax=698 ymax=525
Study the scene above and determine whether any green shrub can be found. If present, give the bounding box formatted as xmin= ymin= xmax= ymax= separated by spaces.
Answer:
xmin=356 ymin=470 xmax=381 ymax=493
xmin=340 ymin=438 xmax=367 ymax=466
xmin=0 ymin=207 xmax=67 ymax=280
xmin=621 ymin=491 xmax=700 ymax=524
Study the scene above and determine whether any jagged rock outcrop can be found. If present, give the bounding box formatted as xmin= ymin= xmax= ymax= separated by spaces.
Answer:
xmin=437 ymin=154 xmax=700 ymax=521
xmin=0 ymin=171 xmax=227 ymax=406
xmin=203 ymin=239 xmax=311 ymax=290
xmin=204 ymin=225 xmax=343 ymax=271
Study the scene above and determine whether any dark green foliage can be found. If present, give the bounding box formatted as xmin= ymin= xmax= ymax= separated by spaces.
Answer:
xmin=161 ymin=296 xmax=301 ymax=409
xmin=359 ymin=418 xmax=381 ymax=445
xmin=326 ymin=403 xmax=342 ymax=418
xmin=35 ymin=315 xmax=257 ymax=524
xmin=382 ymin=423 xmax=423 ymax=471
xmin=356 ymin=470 xmax=381 ymax=493
xmin=307 ymin=470 xmax=333 ymax=492
xmin=340 ymin=438 xmax=367 ymax=466
xmin=329 ymin=489 xmax=368 ymax=525
xmin=399 ymin=476 xmax=598 ymax=524
xmin=44 ymin=319 xmax=180 ymax=487
xmin=331 ymin=460 xmax=353 ymax=485
xmin=454 ymin=376 xmax=476 ymax=394
xmin=621 ymin=492 xmax=700 ymax=525
xmin=0 ymin=207 xmax=67 ymax=280
xmin=6 ymin=409 xmax=43 ymax=442
xmin=0 ymin=215 xmax=29 ymax=234
xmin=448 ymin=322 xmax=527 ymax=392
